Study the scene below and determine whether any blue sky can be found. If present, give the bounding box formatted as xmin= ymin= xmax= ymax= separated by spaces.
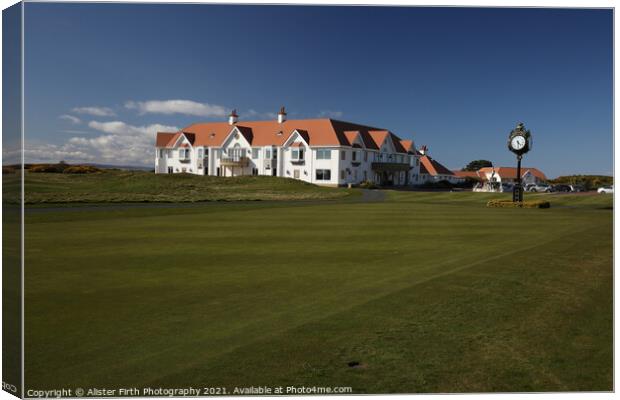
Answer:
xmin=21 ymin=4 xmax=612 ymax=176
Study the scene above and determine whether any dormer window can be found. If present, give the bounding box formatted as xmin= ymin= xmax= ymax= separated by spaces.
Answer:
xmin=178 ymin=148 xmax=190 ymax=160
xmin=291 ymin=148 xmax=304 ymax=161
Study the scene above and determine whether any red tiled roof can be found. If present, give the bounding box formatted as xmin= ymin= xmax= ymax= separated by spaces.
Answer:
xmin=156 ymin=119 xmax=411 ymax=149
xmin=419 ymin=155 xmax=454 ymax=176
xmin=478 ymin=167 xmax=547 ymax=181
xmin=155 ymin=132 xmax=178 ymax=147
xmin=400 ymin=139 xmax=415 ymax=153
xmin=452 ymin=170 xmax=481 ymax=179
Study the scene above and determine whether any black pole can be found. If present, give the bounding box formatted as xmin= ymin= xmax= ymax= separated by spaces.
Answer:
xmin=513 ymin=154 xmax=523 ymax=202
xmin=517 ymin=155 xmax=522 ymax=187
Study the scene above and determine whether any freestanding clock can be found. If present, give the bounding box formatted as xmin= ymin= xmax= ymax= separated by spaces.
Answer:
xmin=507 ymin=122 xmax=533 ymax=202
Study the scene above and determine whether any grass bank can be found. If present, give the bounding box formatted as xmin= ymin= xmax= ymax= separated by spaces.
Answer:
xmin=8 ymin=170 xmax=352 ymax=203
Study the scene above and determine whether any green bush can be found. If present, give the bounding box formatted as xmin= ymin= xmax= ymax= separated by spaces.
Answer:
xmin=359 ymin=180 xmax=377 ymax=189
xmin=487 ymin=199 xmax=551 ymax=209
xmin=63 ymin=165 xmax=102 ymax=174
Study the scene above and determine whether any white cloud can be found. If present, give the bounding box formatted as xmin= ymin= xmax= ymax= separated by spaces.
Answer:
xmin=19 ymin=141 xmax=98 ymax=164
xmin=58 ymin=114 xmax=81 ymax=124
xmin=318 ymin=110 xmax=344 ymax=118
xmin=125 ymin=99 xmax=228 ymax=118
xmin=21 ymin=121 xmax=178 ymax=166
xmin=71 ymin=106 xmax=116 ymax=117
xmin=75 ymin=120 xmax=179 ymax=165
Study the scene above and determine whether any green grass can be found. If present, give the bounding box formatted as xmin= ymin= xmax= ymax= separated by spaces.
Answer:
xmin=7 ymin=170 xmax=351 ymax=203
xmin=23 ymin=191 xmax=612 ymax=393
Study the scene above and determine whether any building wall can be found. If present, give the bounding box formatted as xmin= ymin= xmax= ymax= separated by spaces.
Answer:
xmin=155 ymin=134 xmax=418 ymax=186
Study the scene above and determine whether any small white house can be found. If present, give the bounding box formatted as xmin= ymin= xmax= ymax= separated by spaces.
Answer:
xmin=417 ymin=146 xmax=464 ymax=184
xmin=155 ymin=108 xmax=421 ymax=187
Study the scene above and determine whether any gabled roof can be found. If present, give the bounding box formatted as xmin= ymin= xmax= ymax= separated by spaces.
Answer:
xmin=452 ymin=170 xmax=482 ymax=179
xmin=155 ymin=132 xmax=178 ymax=147
xmin=400 ymin=140 xmax=414 ymax=153
xmin=478 ymin=167 xmax=547 ymax=181
xmin=419 ymin=155 xmax=454 ymax=176
xmin=156 ymin=118 xmax=413 ymax=149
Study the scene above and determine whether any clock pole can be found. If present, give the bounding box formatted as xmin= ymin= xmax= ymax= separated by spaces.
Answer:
xmin=514 ymin=154 xmax=523 ymax=202
xmin=507 ymin=122 xmax=532 ymax=203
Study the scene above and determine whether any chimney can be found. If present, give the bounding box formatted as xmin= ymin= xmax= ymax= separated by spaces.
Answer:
xmin=228 ymin=109 xmax=238 ymax=125
xmin=277 ymin=106 xmax=287 ymax=124
xmin=419 ymin=145 xmax=428 ymax=155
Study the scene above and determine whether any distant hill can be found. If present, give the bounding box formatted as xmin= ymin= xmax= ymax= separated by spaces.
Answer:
xmin=81 ymin=163 xmax=152 ymax=171
xmin=9 ymin=162 xmax=152 ymax=171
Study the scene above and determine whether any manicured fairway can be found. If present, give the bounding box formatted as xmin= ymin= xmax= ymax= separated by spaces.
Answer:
xmin=24 ymin=191 xmax=612 ymax=393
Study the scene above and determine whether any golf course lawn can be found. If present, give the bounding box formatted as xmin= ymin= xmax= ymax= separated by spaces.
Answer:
xmin=23 ymin=190 xmax=612 ymax=393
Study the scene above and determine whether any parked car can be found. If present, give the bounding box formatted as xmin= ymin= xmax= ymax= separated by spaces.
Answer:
xmin=597 ymin=185 xmax=614 ymax=194
xmin=528 ymin=183 xmax=552 ymax=193
xmin=551 ymin=184 xmax=572 ymax=193
xmin=569 ymin=184 xmax=585 ymax=192
xmin=501 ymin=182 xmax=514 ymax=192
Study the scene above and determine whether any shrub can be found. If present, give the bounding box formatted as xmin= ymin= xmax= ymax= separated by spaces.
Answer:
xmin=29 ymin=164 xmax=64 ymax=173
xmin=63 ymin=165 xmax=102 ymax=174
xmin=487 ymin=199 xmax=551 ymax=209
xmin=3 ymin=166 xmax=16 ymax=174
xmin=359 ymin=180 xmax=377 ymax=189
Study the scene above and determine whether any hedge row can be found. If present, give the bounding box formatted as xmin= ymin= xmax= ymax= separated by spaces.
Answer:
xmin=29 ymin=164 xmax=102 ymax=174
xmin=487 ymin=199 xmax=551 ymax=209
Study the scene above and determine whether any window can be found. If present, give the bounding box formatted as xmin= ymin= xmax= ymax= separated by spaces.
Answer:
xmin=340 ymin=170 xmax=345 ymax=180
xmin=198 ymin=148 xmax=203 ymax=158
xmin=273 ymin=148 xmax=278 ymax=159
xmin=158 ymin=149 xmax=164 ymax=158
xmin=265 ymin=149 xmax=271 ymax=159
xmin=293 ymin=170 xmax=300 ymax=179
xmin=316 ymin=169 xmax=331 ymax=181
xmin=364 ymin=151 xmax=368 ymax=162
xmin=353 ymin=170 xmax=357 ymax=180
xmin=352 ymin=151 xmax=357 ymax=161
xmin=316 ymin=149 xmax=331 ymax=159
xmin=252 ymin=148 xmax=260 ymax=159
xmin=364 ymin=171 xmax=367 ymax=181
xmin=341 ymin=150 xmax=346 ymax=160
xmin=291 ymin=148 xmax=304 ymax=161
xmin=252 ymin=168 xmax=258 ymax=176
xmin=179 ymin=148 xmax=190 ymax=160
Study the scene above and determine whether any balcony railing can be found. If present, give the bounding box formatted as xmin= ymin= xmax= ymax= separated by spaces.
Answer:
xmin=220 ymin=156 xmax=250 ymax=167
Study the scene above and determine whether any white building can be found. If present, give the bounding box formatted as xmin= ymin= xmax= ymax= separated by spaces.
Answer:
xmin=417 ymin=146 xmax=464 ymax=184
xmin=155 ymin=108 xmax=421 ymax=187
xmin=473 ymin=166 xmax=548 ymax=192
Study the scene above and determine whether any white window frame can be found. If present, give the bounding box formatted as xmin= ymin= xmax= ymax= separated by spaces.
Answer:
xmin=316 ymin=149 xmax=331 ymax=160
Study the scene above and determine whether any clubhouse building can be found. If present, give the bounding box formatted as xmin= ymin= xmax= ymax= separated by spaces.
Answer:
xmin=155 ymin=108 xmax=425 ymax=187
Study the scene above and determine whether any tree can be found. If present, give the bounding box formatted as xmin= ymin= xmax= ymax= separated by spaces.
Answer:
xmin=462 ymin=160 xmax=492 ymax=171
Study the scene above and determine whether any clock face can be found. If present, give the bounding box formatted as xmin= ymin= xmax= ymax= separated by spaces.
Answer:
xmin=511 ymin=135 xmax=526 ymax=151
